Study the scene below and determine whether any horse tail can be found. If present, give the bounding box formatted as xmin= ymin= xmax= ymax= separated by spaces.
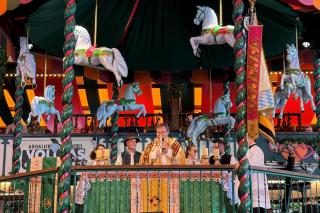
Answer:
xmin=111 ymin=48 xmax=128 ymax=78
xmin=187 ymin=116 xmax=201 ymax=138
xmin=30 ymin=96 xmax=41 ymax=115
xmin=97 ymin=101 xmax=107 ymax=121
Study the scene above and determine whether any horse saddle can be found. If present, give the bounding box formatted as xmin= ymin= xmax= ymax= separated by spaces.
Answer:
xmin=86 ymin=46 xmax=97 ymax=58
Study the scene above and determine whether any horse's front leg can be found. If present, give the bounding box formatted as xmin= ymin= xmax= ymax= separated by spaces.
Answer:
xmin=279 ymin=100 xmax=287 ymax=119
xmin=52 ymin=109 xmax=62 ymax=123
xmin=190 ymin=35 xmax=211 ymax=57
xmin=46 ymin=114 xmax=51 ymax=122
xmin=27 ymin=112 xmax=33 ymax=125
xmin=37 ymin=114 xmax=41 ymax=124
xmin=136 ymin=104 xmax=147 ymax=118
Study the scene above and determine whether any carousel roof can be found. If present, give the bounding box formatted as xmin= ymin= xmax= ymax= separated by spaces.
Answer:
xmin=1 ymin=0 xmax=305 ymax=70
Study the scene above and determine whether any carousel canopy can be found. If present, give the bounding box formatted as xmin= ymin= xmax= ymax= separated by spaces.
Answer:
xmin=1 ymin=0 xmax=302 ymax=70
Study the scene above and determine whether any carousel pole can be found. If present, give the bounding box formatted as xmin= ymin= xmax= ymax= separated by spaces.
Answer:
xmin=12 ymin=76 xmax=24 ymax=174
xmin=313 ymin=53 xmax=320 ymax=163
xmin=110 ymin=81 xmax=119 ymax=164
xmin=233 ymin=0 xmax=250 ymax=212
xmin=12 ymin=30 xmax=27 ymax=174
xmin=223 ymin=81 xmax=231 ymax=155
xmin=58 ymin=0 xmax=76 ymax=212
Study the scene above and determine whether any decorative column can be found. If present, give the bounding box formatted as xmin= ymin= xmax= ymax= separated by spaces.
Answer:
xmin=58 ymin=0 xmax=76 ymax=212
xmin=110 ymin=81 xmax=119 ymax=164
xmin=233 ymin=0 xmax=250 ymax=212
xmin=12 ymin=75 xmax=24 ymax=174
xmin=314 ymin=57 xmax=320 ymax=131
xmin=313 ymin=56 xmax=320 ymax=165
xmin=223 ymin=81 xmax=231 ymax=155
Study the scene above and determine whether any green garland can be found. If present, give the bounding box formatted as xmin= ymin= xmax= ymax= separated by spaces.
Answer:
xmin=167 ymin=83 xmax=184 ymax=100
xmin=313 ymin=57 xmax=320 ymax=166
xmin=58 ymin=0 xmax=76 ymax=212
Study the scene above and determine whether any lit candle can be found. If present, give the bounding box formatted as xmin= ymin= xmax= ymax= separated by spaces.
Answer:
xmin=103 ymin=149 xmax=110 ymax=160
xmin=202 ymin=148 xmax=208 ymax=156
xmin=213 ymin=144 xmax=220 ymax=158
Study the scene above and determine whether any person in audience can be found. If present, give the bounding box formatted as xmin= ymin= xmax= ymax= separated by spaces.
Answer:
xmin=88 ymin=144 xmax=109 ymax=165
xmin=140 ymin=123 xmax=185 ymax=165
xmin=115 ymin=134 xmax=141 ymax=165
xmin=185 ymin=144 xmax=201 ymax=165
xmin=209 ymin=138 xmax=237 ymax=165
xmin=247 ymin=137 xmax=271 ymax=212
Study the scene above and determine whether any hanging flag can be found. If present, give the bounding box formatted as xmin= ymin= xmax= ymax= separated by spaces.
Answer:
xmin=258 ymin=50 xmax=276 ymax=144
xmin=246 ymin=25 xmax=263 ymax=140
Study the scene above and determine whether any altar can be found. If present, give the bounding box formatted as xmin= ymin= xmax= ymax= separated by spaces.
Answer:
xmin=75 ymin=166 xmax=237 ymax=213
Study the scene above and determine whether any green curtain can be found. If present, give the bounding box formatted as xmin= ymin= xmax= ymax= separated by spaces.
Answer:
xmin=79 ymin=180 xmax=131 ymax=213
xmin=180 ymin=180 xmax=233 ymax=213
xmin=27 ymin=0 xmax=301 ymax=70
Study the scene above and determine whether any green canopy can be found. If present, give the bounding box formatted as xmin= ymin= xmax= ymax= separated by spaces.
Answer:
xmin=27 ymin=0 xmax=302 ymax=70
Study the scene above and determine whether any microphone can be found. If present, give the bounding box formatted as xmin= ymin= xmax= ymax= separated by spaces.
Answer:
xmin=161 ymin=137 xmax=167 ymax=154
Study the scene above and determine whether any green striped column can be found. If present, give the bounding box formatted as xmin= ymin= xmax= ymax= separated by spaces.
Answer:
xmin=110 ymin=81 xmax=119 ymax=164
xmin=58 ymin=0 xmax=76 ymax=212
xmin=233 ymin=0 xmax=250 ymax=212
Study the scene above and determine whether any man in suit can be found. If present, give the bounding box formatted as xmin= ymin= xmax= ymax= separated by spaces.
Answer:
xmin=115 ymin=134 xmax=141 ymax=165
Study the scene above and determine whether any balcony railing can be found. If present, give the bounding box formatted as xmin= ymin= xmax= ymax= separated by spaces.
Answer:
xmin=0 ymin=164 xmax=319 ymax=213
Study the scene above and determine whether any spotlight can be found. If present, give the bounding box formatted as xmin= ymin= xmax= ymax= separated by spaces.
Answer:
xmin=302 ymin=41 xmax=310 ymax=48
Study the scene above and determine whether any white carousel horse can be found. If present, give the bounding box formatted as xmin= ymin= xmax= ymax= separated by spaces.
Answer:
xmin=74 ymin=26 xmax=128 ymax=85
xmin=187 ymin=94 xmax=235 ymax=144
xmin=280 ymin=44 xmax=316 ymax=112
xmin=27 ymin=85 xmax=61 ymax=125
xmin=96 ymin=82 xmax=146 ymax=128
xmin=273 ymin=82 xmax=297 ymax=119
xmin=16 ymin=37 xmax=36 ymax=87
xmin=190 ymin=6 xmax=235 ymax=57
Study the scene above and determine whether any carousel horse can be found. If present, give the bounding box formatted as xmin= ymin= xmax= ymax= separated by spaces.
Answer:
xmin=190 ymin=6 xmax=235 ymax=57
xmin=187 ymin=94 xmax=235 ymax=144
xmin=273 ymin=81 xmax=297 ymax=119
xmin=16 ymin=37 xmax=36 ymax=87
xmin=280 ymin=44 xmax=316 ymax=112
xmin=27 ymin=85 xmax=61 ymax=125
xmin=96 ymin=82 xmax=146 ymax=128
xmin=74 ymin=25 xmax=128 ymax=85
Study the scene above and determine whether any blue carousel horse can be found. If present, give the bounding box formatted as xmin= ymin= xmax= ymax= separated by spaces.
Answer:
xmin=74 ymin=26 xmax=128 ymax=85
xmin=279 ymin=44 xmax=316 ymax=113
xmin=16 ymin=37 xmax=36 ymax=87
xmin=96 ymin=82 xmax=146 ymax=128
xmin=187 ymin=94 xmax=235 ymax=144
xmin=27 ymin=85 xmax=61 ymax=125
xmin=190 ymin=6 xmax=235 ymax=57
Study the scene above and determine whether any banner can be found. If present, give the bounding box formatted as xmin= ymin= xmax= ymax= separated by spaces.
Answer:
xmin=246 ymin=25 xmax=263 ymax=140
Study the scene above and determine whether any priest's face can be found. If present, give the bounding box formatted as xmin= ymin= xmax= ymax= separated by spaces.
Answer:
xmin=156 ymin=126 xmax=169 ymax=140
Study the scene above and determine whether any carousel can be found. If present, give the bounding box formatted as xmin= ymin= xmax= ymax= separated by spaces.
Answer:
xmin=0 ymin=0 xmax=320 ymax=212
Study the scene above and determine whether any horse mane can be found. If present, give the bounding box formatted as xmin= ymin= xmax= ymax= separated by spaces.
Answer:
xmin=201 ymin=6 xmax=218 ymax=27
xmin=18 ymin=53 xmax=36 ymax=78
xmin=19 ymin=37 xmax=29 ymax=55
xmin=75 ymin=26 xmax=92 ymax=48
xmin=45 ymin=85 xmax=55 ymax=101
xmin=124 ymin=84 xmax=135 ymax=100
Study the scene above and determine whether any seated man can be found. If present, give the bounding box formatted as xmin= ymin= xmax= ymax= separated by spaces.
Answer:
xmin=140 ymin=123 xmax=185 ymax=165
xmin=209 ymin=138 xmax=237 ymax=165
xmin=115 ymin=134 xmax=141 ymax=165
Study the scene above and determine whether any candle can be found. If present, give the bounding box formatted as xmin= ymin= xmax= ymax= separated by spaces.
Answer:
xmin=202 ymin=148 xmax=208 ymax=156
xmin=213 ymin=144 xmax=220 ymax=158
xmin=103 ymin=149 xmax=110 ymax=160
xmin=96 ymin=150 xmax=103 ymax=159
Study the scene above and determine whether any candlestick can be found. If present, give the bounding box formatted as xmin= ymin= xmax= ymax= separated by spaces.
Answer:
xmin=202 ymin=148 xmax=208 ymax=157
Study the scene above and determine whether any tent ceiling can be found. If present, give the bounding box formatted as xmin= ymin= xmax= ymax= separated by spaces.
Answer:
xmin=0 ymin=0 xmax=307 ymax=70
